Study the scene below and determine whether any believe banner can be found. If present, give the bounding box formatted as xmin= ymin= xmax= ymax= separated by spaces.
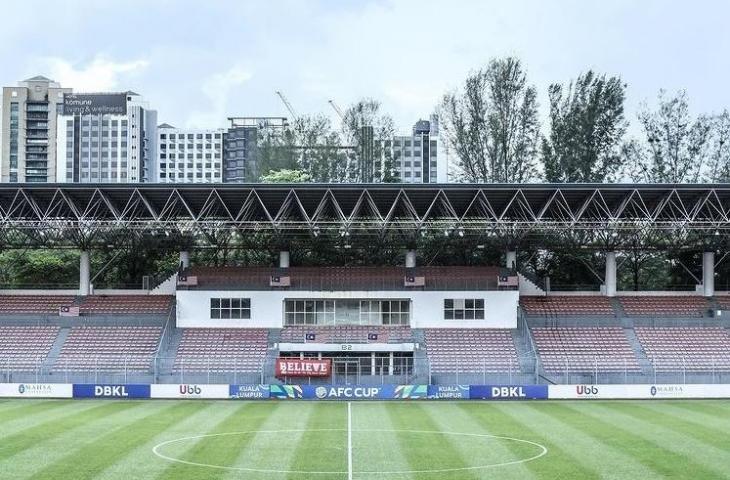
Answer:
xmin=275 ymin=358 xmax=332 ymax=377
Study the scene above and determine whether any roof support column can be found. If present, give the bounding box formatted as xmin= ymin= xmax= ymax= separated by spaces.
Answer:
xmin=703 ymin=251 xmax=715 ymax=297
xmin=605 ymin=251 xmax=617 ymax=297
xmin=506 ymin=250 xmax=517 ymax=270
xmin=79 ymin=250 xmax=90 ymax=296
xmin=279 ymin=250 xmax=290 ymax=269
xmin=179 ymin=251 xmax=190 ymax=269
xmin=405 ymin=250 xmax=416 ymax=268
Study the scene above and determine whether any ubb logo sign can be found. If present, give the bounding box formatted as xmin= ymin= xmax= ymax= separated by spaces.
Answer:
xmin=576 ymin=385 xmax=599 ymax=396
xmin=179 ymin=385 xmax=202 ymax=395
xmin=315 ymin=386 xmax=381 ymax=399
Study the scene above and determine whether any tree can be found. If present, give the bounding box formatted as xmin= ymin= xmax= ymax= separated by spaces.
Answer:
xmin=542 ymin=71 xmax=627 ymax=183
xmin=628 ymin=90 xmax=713 ymax=183
xmin=439 ymin=57 xmax=540 ymax=183
xmin=706 ymin=110 xmax=730 ymax=182
xmin=341 ymin=98 xmax=396 ymax=182
xmin=261 ymin=169 xmax=312 ymax=183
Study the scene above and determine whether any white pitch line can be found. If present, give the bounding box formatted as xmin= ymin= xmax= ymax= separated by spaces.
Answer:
xmin=347 ymin=401 xmax=353 ymax=480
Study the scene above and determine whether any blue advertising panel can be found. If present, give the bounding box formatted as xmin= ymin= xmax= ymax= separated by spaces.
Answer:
xmin=469 ymin=385 xmax=548 ymax=400
xmin=427 ymin=385 xmax=470 ymax=399
xmin=270 ymin=385 xmax=428 ymax=400
xmin=73 ymin=384 xmax=150 ymax=399
xmin=229 ymin=384 xmax=270 ymax=399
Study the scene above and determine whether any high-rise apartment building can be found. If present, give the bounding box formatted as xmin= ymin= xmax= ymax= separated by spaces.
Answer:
xmin=56 ymin=92 xmax=157 ymax=183
xmin=377 ymin=116 xmax=445 ymax=183
xmin=157 ymin=124 xmax=224 ymax=183
xmin=1 ymin=76 xmax=72 ymax=182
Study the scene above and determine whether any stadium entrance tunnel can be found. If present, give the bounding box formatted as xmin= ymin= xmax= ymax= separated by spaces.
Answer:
xmin=152 ymin=428 xmax=548 ymax=476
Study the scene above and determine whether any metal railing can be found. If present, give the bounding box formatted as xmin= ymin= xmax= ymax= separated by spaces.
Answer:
xmin=2 ymin=354 xmax=729 ymax=385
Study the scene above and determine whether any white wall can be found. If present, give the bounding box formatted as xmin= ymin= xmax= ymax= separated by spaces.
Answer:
xmin=176 ymin=290 xmax=519 ymax=329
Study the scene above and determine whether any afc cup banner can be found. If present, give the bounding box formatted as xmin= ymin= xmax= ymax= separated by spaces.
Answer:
xmin=229 ymin=384 xmax=270 ymax=399
xmin=0 ymin=383 xmax=72 ymax=398
xmin=73 ymin=384 xmax=150 ymax=399
xmin=270 ymin=384 xmax=428 ymax=400
xmin=427 ymin=385 xmax=470 ymax=399
xmin=150 ymin=384 xmax=229 ymax=399
xmin=469 ymin=385 xmax=548 ymax=400
xmin=275 ymin=358 xmax=332 ymax=377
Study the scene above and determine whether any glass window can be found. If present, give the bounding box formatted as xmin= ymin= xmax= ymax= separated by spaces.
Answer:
xmin=444 ymin=299 xmax=484 ymax=320
xmin=210 ymin=297 xmax=250 ymax=319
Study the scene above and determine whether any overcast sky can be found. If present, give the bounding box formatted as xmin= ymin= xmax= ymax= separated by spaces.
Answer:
xmin=2 ymin=0 xmax=729 ymax=133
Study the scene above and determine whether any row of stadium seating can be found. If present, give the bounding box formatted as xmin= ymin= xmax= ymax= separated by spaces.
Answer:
xmin=520 ymin=295 xmax=724 ymax=317
xmin=0 ymin=295 xmax=173 ymax=315
xmin=280 ymin=326 xmax=413 ymax=344
xmin=2 ymin=324 xmax=730 ymax=374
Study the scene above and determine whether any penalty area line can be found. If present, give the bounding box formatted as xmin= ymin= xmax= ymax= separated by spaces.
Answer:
xmin=347 ymin=401 xmax=353 ymax=480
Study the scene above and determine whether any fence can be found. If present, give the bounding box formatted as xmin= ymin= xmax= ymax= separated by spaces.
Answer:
xmin=2 ymin=355 xmax=730 ymax=386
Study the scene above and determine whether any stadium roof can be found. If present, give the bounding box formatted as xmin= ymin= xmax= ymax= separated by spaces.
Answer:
xmin=1 ymin=183 xmax=729 ymax=248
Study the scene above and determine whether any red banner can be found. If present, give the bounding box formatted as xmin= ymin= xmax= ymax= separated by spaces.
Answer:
xmin=276 ymin=358 xmax=332 ymax=377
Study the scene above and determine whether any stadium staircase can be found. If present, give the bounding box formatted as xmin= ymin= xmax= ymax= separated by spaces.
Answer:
xmin=623 ymin=327 xmax=654 ymax=375
xmin=517 ymin=271 xmax=545 ymax=295
xmin=44 ymin=327 xmax=71 ymax=368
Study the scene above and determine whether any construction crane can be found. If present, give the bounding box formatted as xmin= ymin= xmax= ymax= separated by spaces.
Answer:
xmin=328 ymin=100 xmax=345 ymax=121
xmin=275 ymin=91 xmax=298 ymax=120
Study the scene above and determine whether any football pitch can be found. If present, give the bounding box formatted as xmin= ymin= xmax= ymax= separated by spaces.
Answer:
xmin=1 ymin=399 xmax=729 ymax=479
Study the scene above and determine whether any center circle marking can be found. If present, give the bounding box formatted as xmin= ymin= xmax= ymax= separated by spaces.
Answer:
xmin=152 ymin=428 xmax=548 ymax=475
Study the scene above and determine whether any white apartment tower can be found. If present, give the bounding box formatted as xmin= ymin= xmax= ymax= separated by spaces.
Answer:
xmin=56 ymin=92 xmax=157 ymax=183
xmin=157 ymin=124 xmax=224 ymax=183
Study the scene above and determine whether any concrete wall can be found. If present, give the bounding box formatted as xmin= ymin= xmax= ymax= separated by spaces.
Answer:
xmin=176 ymin=289 xmax=519 ymax=329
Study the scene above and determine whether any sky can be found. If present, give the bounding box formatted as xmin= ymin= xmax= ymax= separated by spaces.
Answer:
xmin=2 ymin=0 xmax=730 ymax=134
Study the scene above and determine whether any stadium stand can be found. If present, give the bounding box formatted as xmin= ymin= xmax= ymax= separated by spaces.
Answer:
xmin=174 ymin=328 xmax=268 ymax=372
xmin=0 ymin=325 xmax=59 ymax=370
xmin=78 ymin=295 xmax=173 ymax=315
xmin=280 ymin=326 xmax=413 ymax=343
xmin=54 ymin=326 xmax=162 ymax=371
xmin=424 ymin=329 xmax=519 ymax=373
xmin=0 ymin=295 xmax=74 ymax=315
xmin=531 ymin=327 xmax=640 ymax=373
xmin=619 ymin=296 xmax=709 ymax=317
xmin=635 ymin=327 xmax=730 ymax=371
xmin=520 ymin=296 xmax=615 ymax=316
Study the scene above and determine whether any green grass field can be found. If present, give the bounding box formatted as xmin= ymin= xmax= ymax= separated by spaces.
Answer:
xmin=1 ymin=399 xmax=729 ymax=479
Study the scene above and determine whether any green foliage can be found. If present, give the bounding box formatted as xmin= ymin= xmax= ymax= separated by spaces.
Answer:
xmin=542 ymin=71 xmax=627 ymax=183
xmin=261 ymin=169 xmax=313 ymax=183
xmin=440 ymin=57 xmax=540 ymax=183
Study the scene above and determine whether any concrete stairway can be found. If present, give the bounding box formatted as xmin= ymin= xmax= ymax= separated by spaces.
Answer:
xmin=624 ymin=327 xmax=654 ymax=375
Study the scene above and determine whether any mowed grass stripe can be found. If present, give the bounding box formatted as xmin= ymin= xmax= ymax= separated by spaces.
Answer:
xmin=284 ymin=403 xmax=346 ymax=479
xmin=630 ymin=401 xmax=730 ymax=444
xmin=350 ymin=402 xmax=413 ymax=476
xmin=0 ymin=401 xmax=157 ymax=480
xmin=588 ymin=402 xmax=730 ymax=477
xmin=559 ymin=402 xmax=723 ymax=479
xmin=386 ymin=402 xmax=482 ymax=480
xmin=498 ymin=402 xmax=666 ymax=479
xmin=0 ymin=400 xmax=89 ymax=431
xmin=420 ymin=402 xmax=536 ymax=480
xmin=458 ymin=402 xmax=595 ymax=480
xmin=664 ymin=400 xmax=730 ymax=428
xmin=156 ymin=401 xmax=281 ymax=480
xmin=0 ymin=401 xmax=139 ymax=462
xmin=29 ymin=401 xmax=199 ymax=480
xmin=93 ymin=401 xmax=238 ymax=480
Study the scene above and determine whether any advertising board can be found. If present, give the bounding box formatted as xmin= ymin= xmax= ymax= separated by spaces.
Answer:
xmin=275 ymin=358 xmax=332 ymax=377
xmin=63 ymin=93 xmax=127 ymax=115
xmin=269 ymin=384 xmax=428 ymax=400
xmin=0 ymin=383 xmax=72 ymax=398
xmin=73 ymin=384 xmax=150 ymax=399
xmin=427 ymin=385 xmax=470 ymax=399
xmin=469 ymin=385 xmax=548 ymax=400
xmin=549 ymin=384 xmax=730 ymax=399
xmin=229 ymin=384 xmax=270 ymax=399
xmin=150 ymin=384 xmax=229 ymax=399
